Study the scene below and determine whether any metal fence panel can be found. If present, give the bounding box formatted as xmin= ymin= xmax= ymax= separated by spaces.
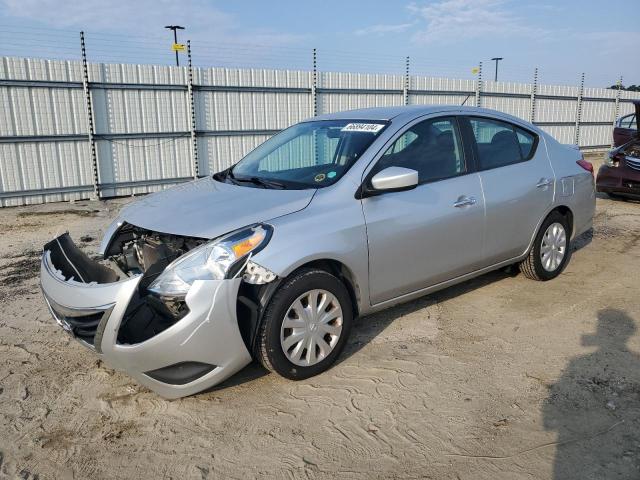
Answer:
xmin=318 ymin=92 xmax=403 ymax=115
xmin=409 ymin=93 xmax=475 ymax=106
xmin=538 ymin=125 xmax=576 ymax=145
xmin=192 ymin=67 xmax=313 ymax=177
xmin=578 ymin=125 xmax=612 ymax=148
xmin=321 ymin=72 xmax=404 ymax=90
xmin=0 ymin=57 xmax=83 ymax=82
xmin=196 ymin=67 xmax=312 ymax=88
xmin=317 ymin=72 xmax=403 ymax=115
xmin=0 ymin=141 xmax=92 ymax=207
xmin=412 ymin=76 xmax=476 ymax=92
xmin=98 ymin=137 xmax=193 ymax=198
xmin=0 ymin=58 xmax=91 ymax=205
xmin=619 ymin=91 xmax=639 ymax=117
xmin=481 ymin=96 xmax=532 ymax=120
xmin=0 ymin=86 xmax=86 ymax=136
xmin=198 ymin=134 xmax=270 ymax=176
xmin=581 ymin=100 xmax=616 ymax=123
xmin=196 ymin=90 xmax=310 ymax=130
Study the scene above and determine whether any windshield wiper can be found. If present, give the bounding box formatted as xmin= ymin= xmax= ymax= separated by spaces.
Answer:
xmin=246 ymin=177 xmax=287 ymax=189
xmin=231 ymin=174 xmax=287 ymax=189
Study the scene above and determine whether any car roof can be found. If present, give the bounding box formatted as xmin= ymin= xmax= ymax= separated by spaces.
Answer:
xmin=311 ymin=105 xmax=534 ymax=127
xmin=313 ymin=105 xmax=457 ymax=121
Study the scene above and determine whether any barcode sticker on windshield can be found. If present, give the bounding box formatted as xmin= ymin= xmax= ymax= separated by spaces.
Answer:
xmin=341 ymin=123 xmax=385 ymax=133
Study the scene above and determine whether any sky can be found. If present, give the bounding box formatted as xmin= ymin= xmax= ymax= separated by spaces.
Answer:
xmin=0 ymin=0 xmax=638 ymax=87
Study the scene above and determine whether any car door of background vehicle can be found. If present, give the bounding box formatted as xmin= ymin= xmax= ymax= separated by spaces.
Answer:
xmin=361 ymin=116 xmax=486 ymax=305
xmin=464 ymin=116 xmax=555 ymax=265
xmin=613 ymin=113 xmax=637 ymax=147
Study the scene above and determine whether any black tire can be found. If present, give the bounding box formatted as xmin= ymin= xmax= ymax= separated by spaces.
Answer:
xmin=519 ymin=211 xmax=571 ymax=281
xmin=255 ymin=268 xmax=354 ymax=380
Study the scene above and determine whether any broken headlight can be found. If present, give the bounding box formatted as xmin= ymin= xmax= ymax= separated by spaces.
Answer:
xmin=148 ymin=224 xmax=272 ymax=297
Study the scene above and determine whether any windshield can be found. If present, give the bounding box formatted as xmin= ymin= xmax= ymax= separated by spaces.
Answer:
xmin=224 ymin=120 xmax=388 ymax=189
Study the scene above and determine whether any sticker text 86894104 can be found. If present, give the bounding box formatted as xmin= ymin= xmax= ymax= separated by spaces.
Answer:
xmin=341 ymin=123 xmax=385 ymax=133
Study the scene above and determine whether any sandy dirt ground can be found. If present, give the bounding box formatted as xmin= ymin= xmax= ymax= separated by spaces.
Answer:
xmin=1 ymin=153 xmax=639 ymax=479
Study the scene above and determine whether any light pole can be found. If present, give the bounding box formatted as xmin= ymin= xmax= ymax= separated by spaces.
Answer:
xmin=491 ymin=57 xmax=503 ymax=82
xmin=165 ymin=25 xmax=185 ymax=66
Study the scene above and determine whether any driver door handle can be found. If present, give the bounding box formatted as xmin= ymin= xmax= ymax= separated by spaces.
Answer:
xmin=453 ymin=196 xmax=477 ymax=208
xmin=536 ymin=178 xmax=553 ymax=188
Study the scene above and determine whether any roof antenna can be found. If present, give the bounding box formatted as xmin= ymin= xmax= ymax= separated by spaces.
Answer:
xmin=461 ymin=93 xmax=472 ymax=106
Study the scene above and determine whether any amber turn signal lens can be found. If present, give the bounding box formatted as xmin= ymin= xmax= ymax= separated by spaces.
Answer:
xmin=231 ymin=230 xmax=266 ymax=257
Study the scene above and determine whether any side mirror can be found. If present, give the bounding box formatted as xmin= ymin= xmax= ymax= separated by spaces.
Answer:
xmin=355 ymin=166 xmax=419 ymax=199
xmin=369 ymin=166 xmax=419 ymax=193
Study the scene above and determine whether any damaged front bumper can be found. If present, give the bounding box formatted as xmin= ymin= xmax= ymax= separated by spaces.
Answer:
xmin=40 ymin=233 xmax=252 ymax=399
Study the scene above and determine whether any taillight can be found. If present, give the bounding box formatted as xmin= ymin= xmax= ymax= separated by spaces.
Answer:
xmin=577 ymin=159 xmax=594 ymax=175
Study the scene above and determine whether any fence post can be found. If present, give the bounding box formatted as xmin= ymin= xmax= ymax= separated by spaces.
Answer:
xmin=403 ymin=56 xmax=410 ymax=106
xmin=80 ymin=31 xmax=100 ymax=199
xmin=187 ymin=40 xmax=198 ymax=179
xmin=312 ymin=48 xmax=318 ymax=117
xmin=529 ymin=67 xmax=538 ymax=124
xmin=475 ymin=62 xmax=483 ymax=108
xmin=611 ymin=76 xmax=623 ymax=148
xmin=574 ymin=72 xmax=585 ymax=145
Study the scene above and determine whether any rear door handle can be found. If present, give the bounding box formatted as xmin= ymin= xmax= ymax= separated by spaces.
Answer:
xmin=536 ymin=178 xmax=553 ymax=188
xmin=453 ymin=196 xmax=477 ymax=208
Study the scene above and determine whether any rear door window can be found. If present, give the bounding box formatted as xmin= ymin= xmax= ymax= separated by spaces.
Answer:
xmin=468 ymin=117 xmax=537 ymax=170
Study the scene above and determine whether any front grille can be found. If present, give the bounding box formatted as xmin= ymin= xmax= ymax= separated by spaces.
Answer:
xmin=43 ymin=294 xmax=113 ymax=350
xmin=625 ymin=156 xmax=640 ymax=171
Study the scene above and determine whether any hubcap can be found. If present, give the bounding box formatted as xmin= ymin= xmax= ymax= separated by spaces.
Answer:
xmin=280 ymin=289 xmax=343 ymax=367
xmin=540 ymin=222 xmax=567 ymax=272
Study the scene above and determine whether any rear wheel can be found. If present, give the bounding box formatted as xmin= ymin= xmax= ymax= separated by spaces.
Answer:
xmin=519 ymin=211 xmax=570 ymax=281
xmin=255 ymin=268 xmax=353 ymax=380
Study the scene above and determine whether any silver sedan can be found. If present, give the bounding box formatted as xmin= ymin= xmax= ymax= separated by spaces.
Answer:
xmin=40 ymin=105 xmax=595 ymax=398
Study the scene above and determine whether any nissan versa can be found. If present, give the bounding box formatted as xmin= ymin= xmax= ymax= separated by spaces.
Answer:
xmin=40 ymin=106 xmax=596 ymax=398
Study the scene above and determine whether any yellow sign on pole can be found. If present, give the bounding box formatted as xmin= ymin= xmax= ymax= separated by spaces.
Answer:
xmin=172 ymin=43 xmax=186 ymax=52
xmin=471 ymin=67 xmax=480 ymax=75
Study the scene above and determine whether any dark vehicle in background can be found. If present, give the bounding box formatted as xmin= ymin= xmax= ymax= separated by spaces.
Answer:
xmin=597 ymin=101 xmax=640 ymax=198
xmin=613 ymin=107 xmax=637 ymax=147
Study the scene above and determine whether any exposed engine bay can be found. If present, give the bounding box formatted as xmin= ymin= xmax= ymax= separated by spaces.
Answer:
xmin=623 ymin=142 xmax=640 ymax=159
xmin=104 ymin=223 xmax=207 ymax=281
xmin=99 ymin=224 xmax=208 ymax=344
xmin=44 ymin=223 xmax=279 ymax=350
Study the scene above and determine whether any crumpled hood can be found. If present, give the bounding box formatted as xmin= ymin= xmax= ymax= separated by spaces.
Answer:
xmin=117 ymin=177 xmax=316 ymax=239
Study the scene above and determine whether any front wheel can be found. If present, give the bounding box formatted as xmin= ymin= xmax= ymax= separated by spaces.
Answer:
xmin=519 ymin=211 xmax=571 ymax=281
xmin=255 ymin=268 xmax=353 ymax=380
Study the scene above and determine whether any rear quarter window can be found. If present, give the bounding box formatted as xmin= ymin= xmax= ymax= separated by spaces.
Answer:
xmin=515 ymin=127 xmax=536 ymax=159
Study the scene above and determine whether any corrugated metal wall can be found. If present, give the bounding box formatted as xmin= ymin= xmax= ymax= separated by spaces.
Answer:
xmin=1 ymin=56 xmax=639 ymax=207
xmin=194 ymin=67 xmax=313 ymax=177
